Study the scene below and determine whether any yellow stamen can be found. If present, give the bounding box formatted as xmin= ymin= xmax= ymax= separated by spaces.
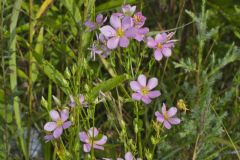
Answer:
xmin=141 ymin=87 xmax=149 ymax=95
xmin=157 ymin=43 xmax=162 ymax=49
xmin=56 ymin=120 xmax=63 ymax=127
xmin=134 ymin=15 xmax=141 ymax=23
xmin=164 ymin=112 xmax=169 ymax=120
xmin=116 ymin=28 xmax=124 ymax=37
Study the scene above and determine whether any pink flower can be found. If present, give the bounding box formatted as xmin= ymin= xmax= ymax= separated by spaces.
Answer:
xmin=100 ymin=15 xmax=134 ymax=49
xmin=133 ymin=12 xmax=146 ymax=28
xmin=130 ymin=74 xmax=161 ymax=104
xmin=117 ymin=152 xmax=142 ymax=160
xmin=44 ymin=109 xmax=72 ymax=138
xmin=85 ymin=14 xmax=107 ymax=31
xmin=155 ymin=103 xmax=181 ymax=129
xmin=79 ymin=127 xmax=107 ymax=152
xmin=130 ymin=27 xmax=149 ymax=42
xmin=122 ymin=5 xmax=136 ymax=16
xmin=147 ymin=32 xmax=176 ymax=61
xmin=68 ymin=94 xmax=88 ymax=108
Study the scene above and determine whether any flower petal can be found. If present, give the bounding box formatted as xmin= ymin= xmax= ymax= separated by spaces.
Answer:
xmin=132 ymin=93 xmax=142 ymax=101
xmin=93 ymin=144 xmax=104 ymax=150
xmin=155 ymin=33 xmax=167 ymax=43
xmin=44 ymin=122 xmax=57 ymax=131
xmin=79 ymin=94 xmax=85 ymax=104
xmin=62 ymin=121 xmax=72 ymax=129
xmin=122 ymin=17 xmax=132 ymax=30
xmin=157 ymin=115 xmax=164 ymax=123
xmin=83 ymin=143 xmax=91 ymax=152
xmin=100 ymin=25 xmax=116 ymax=37
xmin=147 ymin=77 xmax=158 ymax=90
xmin=147 ymin=37 xmax=156 ymax=48
xmin=162 ymin=103 xmax=167 ymax=114
xmin=162 ymin=47 xmax=172 ymax=57
xmin=95 ymin=135 xmax=107 ymax=145
xmin=130 ymin=81 xmax=141 ymax=91
xmin=137 ymin=74 xmax=147 ymax=87
xmin=154 ymin=49 xmax=163 ymax=61
xmin=96 ymin=14 xmax=103 ymax=24
xmin=60 ymin=109 xmax=69 ymax=122
xmin=79 ymin=131 xmax=88 ymax=143
xmin=110 ymin=15 xmax=121 ymax=29
xmin=50 ymin=110 xmax=60 ymax=121
xmin=88 ymin=127 xmax=99 ymax=137
xmin=168 ymin=118 xmax=181 ymax=124
xmin=163 ymin=121 xmax=171 ymax=129
xmin=125 ymin=152 xmax=134 ymax=160
xmin=141 ymin=96 xmax=152 ymax=104
xmin=148 ymin=90 xmax=161 ymax=98
xmin=119 ymin=37 xmax=129 ymax=48
xmin=107 ymin=37 xmax=119 ymax=49
xmin=44 ymin=134 xmax=54 ymax=142
xmin=167 ymin=107 xmax=177 ymax=117
xmin=53 ymin=127 xmax=63 ymax=138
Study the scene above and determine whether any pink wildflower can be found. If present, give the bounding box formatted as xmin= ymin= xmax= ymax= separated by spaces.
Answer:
xmin=117 ymin=152 xmax=142 ymax=160
xmin=122 ymin=5 xmax=136 ymax=16
xmin=155 ymin=103 xmax=181 ymax=129
xmin=85 ymin=14 xmax=107 ymax=31
xmin=44 ymin=109 xmax=72 ymax=138
xmin=100 ymin=15 xmax=134 ymax=49
xmin=130 ymin=74 xmax=161 ymax=104
xmin=79 ymin=127 xmax=107 ymax=152
xmin=147 ymin=32 xmax=176 ymax=61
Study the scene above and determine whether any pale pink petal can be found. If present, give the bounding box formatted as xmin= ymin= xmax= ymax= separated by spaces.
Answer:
xmin=162 ymin=103 xmax=167 ymax=114
xmin=141 ymin=96 xmax=152 ymax=104
xmin=107 ymin=37 xmax=119 ymax=49
xmin=50 ymin=110 xmax=60 ymax=121
xmin=100 ymin=25 xmax=116 ymax=37
xmin=79 ymin=131 xmax=88 ymax=143
xmin=147 ymin=77 xmax=158 ymax=90
xmin=125 ymin=152 xmax=134 ymax=160
xmin=167 ymin=107 xmax=177 ymax=117
xmin=53 ymin=127 xmax=63 ymax=138
xmin=155 ymin=111 xmax=161 ymax=117
xmin=79 ymin=94 xmax=85 ymax=104
xmin=83 ymin=143 xmax=91 ymax=152
xmin=62 ymin=121 xmax=72 ymax=129
xmin=96 ymin=14 xmax=103 ymax=24
xmin=147 ymin=91 xmax=161 ymax=98
xmin=110 ymin=15 xmax=121 ymax=29
xmin=147 ymin=37 xmax=156 ymax=48
xmin=154 ymin=49 xmax=163 ymax=61
xmin=130 ymin=6 xmax=136 ymax=14
xmin=132 ymin=93 xmax=142 ymax=100
xmin=162 ymin=48 xmax=172 ymax=57
xmin=122 ymin=17 xmax=132 ymax=30
xmin=119 ymin=37 xmax=129 ymax=48
xmin=60 ymin=109 xmax=69 ymax=122
xmin=93 ymin=144 xmax=104 ymax=150
xmin=137 ymin=74 xmax=147 ymax=87
xmin=88 ymin=127 xmax=99 ymax=137
xmin=44 ymin=122 xmax=57 ymax=131
xmin=155 ymin=33 xmax=167 ymax=43
xmin=95 ymin=135 xmax=107 ymax=145
xmin=130 ymin=81 xmax=141 ymax=91
xmin=163 ymin=121 xmax=171 ymax=129
xmin=168 ymin=118 xmax=181 ymax=124
xmin=157 ymin=115 xmax=164 ymax=122
xmin=125 ymin=27 xmax=137 ymax=38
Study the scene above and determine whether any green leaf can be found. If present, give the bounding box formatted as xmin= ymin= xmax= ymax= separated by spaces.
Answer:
xmin=42 ymin=60 xmax=70 ymax=94
xmin=96 ymin=0 xmax=137 ymax=12
xmin=88 ymin=74 xmax=128 ymax=100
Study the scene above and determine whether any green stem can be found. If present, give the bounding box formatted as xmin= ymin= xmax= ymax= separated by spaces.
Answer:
xmin=9 ymin=0 xmax=28 ymax=159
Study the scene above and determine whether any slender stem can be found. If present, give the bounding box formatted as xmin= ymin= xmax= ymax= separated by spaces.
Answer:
xmin=27 ymin=0 xmax=34 ymax=153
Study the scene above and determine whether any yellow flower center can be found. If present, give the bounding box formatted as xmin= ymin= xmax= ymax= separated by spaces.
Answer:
xmin=134 ymin=15 xmax=141 ymax=23
xmin=141 ymin=87 xmax=149 ymax=95
xmin=164 ymin=112 xmax=169 ymax=120
xmin=116 ymin=28 xmax=124 ymax=37
xmin=157 ymin=43 xmax=162 ymax=49
xmin=56 ymin=119 xmax=63 ymax=127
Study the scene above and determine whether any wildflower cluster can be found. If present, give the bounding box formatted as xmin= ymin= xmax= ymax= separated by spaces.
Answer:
xmin=43 ymin=4 xmax=182 ymax=159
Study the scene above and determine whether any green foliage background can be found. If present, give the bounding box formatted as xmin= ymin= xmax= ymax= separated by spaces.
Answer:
xmin=0 ymin=0 xmax=240 ymax=159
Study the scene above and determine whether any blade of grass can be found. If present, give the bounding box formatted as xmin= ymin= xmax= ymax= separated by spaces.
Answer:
xmin=8 ymin=0 xmax=28 ymax=159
